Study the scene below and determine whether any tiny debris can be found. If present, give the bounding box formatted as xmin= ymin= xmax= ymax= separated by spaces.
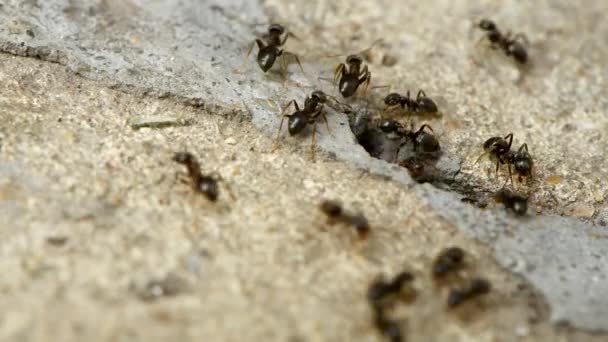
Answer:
xmin=46 ymin=236 xmax=68 ymax=246
xmin=134 ymin=274 xmax=189 ymax=301
xmin=128 ymin=114 xmax=189 ymax=129
xmin=565 ymin=204 xmax=595 ymax=219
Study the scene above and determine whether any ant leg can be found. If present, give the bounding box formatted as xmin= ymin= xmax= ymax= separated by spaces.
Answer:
xmin=504 ymin=133 xmax=514 ymax=150
xmin=234 ymin=40 xmax=262 ymax=73
xmin=273 ymin=115 xmax=288 ymax=151
xmin=321 ymin=112 xmax=333 ymax=137
xmin=280 ymin=99 xmax=299 ymax=115
xmin=310 ymin=122 xmax=317 ymax=161
xmin=283 ymin=51 xmax=304 ymax=74
xmin=417 ymin=124 xmax=434 ymax=134
xmin=333 ymin=63 xmax=345 ymax=85
xmin=278 ymin=50 xmax=289 ymax=82
xmin=519 ymin=143 xmax=528 ymax=153
xmin=359 ymin=66 xmax=371 ymax=95
xmin=507 ymin=163 xmax=514 ymax=186
xmin=417 ymin=89 xmax=427 ymax=101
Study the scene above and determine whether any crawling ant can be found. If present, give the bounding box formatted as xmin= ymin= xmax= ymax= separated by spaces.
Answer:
xmin=275 ymin=90 xmax=331 ymax=160
xmin=378 ymin=119 xmax=440 ymax=153
xmin=447 ymin=278 xmax=491 ymax=308
xmin=432 ymin=247 xmax=465 ymax=279
xmin=368 ymin=272 xmax=412 ymax=342
xmin=384 ymin=90 xmax=438 ymax=115
xmin=172 ymin=152 xmax=233 ymax=201
xmin=368 ymin=271 xmax=415 ymax=305
xmin=319 ymin=199 xmax=370 ymax=239
xmin=476 ymin=133 xmax=533 ymax=184
xmin=334 ymin=54 xmax=371 ymax=98
xmin=494 ymin=188 xmax=528 ymax=216
xmin=240 ymin=24 xmax=303 ymax=76
xmin=477 ymin=19 xmax=528 ymax=64
xmin=476 ymin=133 xmax=513 ymax=181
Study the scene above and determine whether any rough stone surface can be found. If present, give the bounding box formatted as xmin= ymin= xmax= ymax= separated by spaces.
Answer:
xmin=1 ymin=0 xmax=608 ymax=339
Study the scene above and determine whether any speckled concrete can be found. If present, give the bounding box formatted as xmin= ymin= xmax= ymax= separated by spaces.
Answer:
xmin=1 ymin=0 xmax=607 ymax=339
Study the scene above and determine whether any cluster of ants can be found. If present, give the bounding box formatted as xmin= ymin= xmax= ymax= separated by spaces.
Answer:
xmin=169 ymin=18 xmax=534 ymax=342
xmin=367 ymin=247 xmax=490 ymax=341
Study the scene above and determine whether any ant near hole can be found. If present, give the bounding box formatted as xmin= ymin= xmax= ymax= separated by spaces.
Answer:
xmin=236 ymin=24 xmax=303 ymax=78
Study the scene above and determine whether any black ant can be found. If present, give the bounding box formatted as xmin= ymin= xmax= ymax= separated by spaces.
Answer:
xmin=274 ymin=90 xmax=331 ymax=160
xmin=476 ymin=134 xmax=533 ymax=184
xmin=477 ymin=19 xmax=528 ymax=64
xmin=378 ymin=119 xmax=440 ymax=154
xmin=509 ymin=143 xmax=533 ymax=182
xmin=368 ymin=272 xmax=412 ymax=342
xmin=384 ymin=90 xmax=438 ymax=115
xmin=476 ymin=133 xmax=513 ymax=180
xmin=367 ymin=272 xmax=415 ymax=305
xmin=447 ymin=278 xmax=491 ymax=308
xmin=432 ymin=247 xmax=465 ymax=279
xmin=494 ymin=188 xmax=528 ymax=216
xmin=172 ymin=152 xmax=233 ymax=201
xmin=240 ymin=24 xmax=303 ymax=76
xmin=333 ymin=54 xmax=371 ymax=98
xmin=319 ymin=200 xmax=370 ymax=239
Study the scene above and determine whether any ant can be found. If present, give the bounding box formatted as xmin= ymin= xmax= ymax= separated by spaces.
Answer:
xmin=368 ymin=272 xmax=412 ymax=342
xmin=509 ymin=143 xmax=533 ymax=182
xmin=274 ymin=90 xmax=331 ymax=160
xmin=319 ymin=200 xmax=370 ymax=239
xmin=368 ymin=271 xmax=415 ymax=306
xmin=384 ymin=90 xmax=438 ymax=115
xmin=494 ymin=188 xmax=528 ymax=216
xmin=240 ymin=24 xmax=303 ymax=76
xmin=334 ymin=54 xmax=371 ymax=98
xmin=447 ymin=278 xmax=491 ymax=308
xmin=477 ymin=19 xmax=528 ymax=64
xmin=432 ymin=247 xmax=465 ymax=279
xmin=476 ymin=133 xmax=533 ymax=184
xmin=378 ymin=119 xmax=440 ymax=153
xmin=172 ymin=152 xmax=233 ymax=201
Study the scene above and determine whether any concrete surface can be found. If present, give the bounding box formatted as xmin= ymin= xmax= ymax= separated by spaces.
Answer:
xmin=1 ymin=0 xmax=608 ymax=340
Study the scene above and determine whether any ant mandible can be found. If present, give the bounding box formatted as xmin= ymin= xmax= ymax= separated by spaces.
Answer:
xmin=240 ymin=24 xmax=303 ymax=76
xmin=274 ymin=90 xmax=331 ymax=160
xmin=477 ymin=19 xmax=528 ymax=64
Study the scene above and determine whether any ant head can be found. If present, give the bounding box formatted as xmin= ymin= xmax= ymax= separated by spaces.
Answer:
xmin=311 ymin=90 xmax=327 ymax=103
xmin=384 ymin=93 xmax=403 ymax=106
xmin=268 ymin=24 xmax=285 ymax=35
xmin=379 ymin=119 xmax=402 ymax=133
xmin=479 ymin=19 xmax=497 ymax=31
xmin=346 ymin=54 xmax=363 ymax=66
xmin=320 ymin=200 xmax=343 ymax=217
